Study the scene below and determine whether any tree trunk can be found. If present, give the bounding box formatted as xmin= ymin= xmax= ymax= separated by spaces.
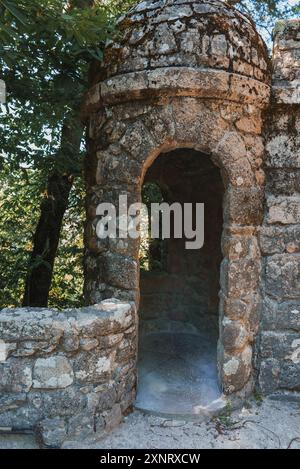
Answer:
xmin=23 ymin=116 xmax=83 ymax=307
xmin=23 ymin=0 xmax=96 ymax=306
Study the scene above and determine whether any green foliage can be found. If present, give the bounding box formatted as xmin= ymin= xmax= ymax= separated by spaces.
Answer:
xmin=228 ymin=0 xmax=300 ymax=39
xmin=140 ymin=182 xmax=164 ymax=271
xmin=48 ymin=176 xmax=85 ymax=308
xmin=0 ymin=0 xmax=135 ymax=308
xmin=253 ymin=389 xmax=264 ymax=406
xmin=141 ymin=182 xmax=167 ymax=272
xmin=0 ymin=166 xmax=41 ymax=306
xmin=0 ymin=0 xmax=136 ymax=172
xmin=1 ymin=0 xmax=117 ymax=60
xmin=142 ymin=181 xmax=165 ymax=209
xmin=0 ymin=164 xmax=85 ymax=308
xmin=215 ymin=402 xmax=235 ymax=429
xmin=1 ymin=2 xmax=106 ymax=172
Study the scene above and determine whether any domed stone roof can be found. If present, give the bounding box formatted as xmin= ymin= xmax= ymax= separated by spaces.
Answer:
xmin=103 ymin=0 xmax=270 ymax=84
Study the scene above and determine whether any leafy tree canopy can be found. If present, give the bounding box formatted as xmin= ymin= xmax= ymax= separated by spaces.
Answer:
xmin=228 ymin=0 xmax=300 ymax=39
xmin=0 ymin=0 xmax=135 ymax=172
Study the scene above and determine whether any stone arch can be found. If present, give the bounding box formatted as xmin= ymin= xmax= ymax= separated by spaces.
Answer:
xmin=96 ymin=99 xmax=263 ymax=190
xmin=85 ymin=95 xmax=265 ymax=398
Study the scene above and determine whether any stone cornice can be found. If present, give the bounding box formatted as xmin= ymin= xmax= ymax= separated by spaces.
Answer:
xmin=97 ymin=67 xmax=270 ymax=109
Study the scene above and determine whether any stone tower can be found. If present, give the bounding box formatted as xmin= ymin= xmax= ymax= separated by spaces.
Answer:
xmin=84 ymin=0 xmax=272 ymax=400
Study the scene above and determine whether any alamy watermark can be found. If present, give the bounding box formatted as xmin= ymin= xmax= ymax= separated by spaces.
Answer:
xmin=96 ymin=195 xmax=204 ymax=250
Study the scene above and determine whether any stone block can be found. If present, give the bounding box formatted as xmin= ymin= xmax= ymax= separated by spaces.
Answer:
xmin=258 ymin=358 xmax=280 ymax=394
xmin=211 ymin=34 xmax=228 ymax=56
xmin=28 ymin=388 xmax=86 ymax=419
xmin=262 ymin=297 xmax=300 ymax=332
xmin=78 ymin=302 xmax=135 ymax=336
xmin=279 ymin=362 xmax=300 ymax=390
xmin=151 ymin=23 xmax=178 ymax=54
xmin=99 ymin=149 xmax=142 ymax=186
xmin=0 ymin=360 xmax=32 ymax=393
xmin=67 ymin=412 xmax=95 ymax=440
xmin=221 ymin=257 xmax=261 ymax=298
xmin=173 ymin=98 xmax=229 ymax=151
xmin=259 ymin=225 xmax=300 ymax=255
xmin=266 ymin=134 xmax=300 ymax=168
xmin=259 ymin=358 xmax=300 ymax=394
xmin=221 ymin=345 xmax=253 ymax=393
xmin=142 ymin=104 xmax=176 ymax=144
xmin=214 ymin=131 xmax=247 ymax=164
xmin=88 ymin=384 xmax=118 ymax=413
xmin=0 ymin=339 xmax=15 ymax=361
xmin=103 ymin=252 xmax=138 ymax=290
xmin=222 ymin=235 xmax=260 ymax=260
xmin=264 ymin=254 xmax=300 ymax=300
xmin=33 ymin=356 xmax=74 ymax=389
xmin=225 ymin=186 xmax=264 ymax=225
xmin=62 ymin=323 xmax=80 ymax=352
xmin=236 ymin=116 xmax=262 ymax=134
xmin=0 ymin=309 xmax=64 ymax=343
xmin=79 ymin=338 xmax=99 ymax=351
xmin=266 ymin=169 xmax=300 ymax=195
xmin=12 ymin=340 xmax=57 ymax=357
xmin=119 ymin=120 xmax=156 ymax=161
xmin=221 ymin=318 xmax=249 ymax=353
xmin=0 ymin=394 xmax=27 ymax=413
xmin=266 ymin=196 xmax=300 ymax=225
xmin=0 ymin=404 xmax=41 ymax=430
xmin=260 ymin=331 xmax=300 ymax=360
xmin=72 ymin=350 xmax=116 ymax=384
xmin=102 ymin=403 xmax=123 ymax=430
xmin=37 ymin=418 xmax=67 ymax=448
xmin=221 ymin=293 xmax=261 ymax=335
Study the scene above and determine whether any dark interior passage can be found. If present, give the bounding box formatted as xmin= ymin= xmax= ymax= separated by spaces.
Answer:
xmin=136 ymin=149 xmax=225 ymax=417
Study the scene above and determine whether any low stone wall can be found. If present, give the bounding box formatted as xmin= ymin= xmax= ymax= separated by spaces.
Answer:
xmin=0 ymin=299 xmax=137 ymax=447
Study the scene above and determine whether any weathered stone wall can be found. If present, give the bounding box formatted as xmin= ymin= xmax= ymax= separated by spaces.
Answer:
xmin=85 ymin=98 xmax=270 ymax=399
xmin=258 ymin=20 xmax=300 ymax=396
xmin=84 ymin=0 xmax=271 ymax=401
xmin=102 ymin=0 xmax=270 ymax=83
xmin=0 ymin=300 xmax=137 ymax=447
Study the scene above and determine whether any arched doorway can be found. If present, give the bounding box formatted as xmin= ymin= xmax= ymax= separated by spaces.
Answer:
xmin=136 ymin=149 xmax=225 ymax=416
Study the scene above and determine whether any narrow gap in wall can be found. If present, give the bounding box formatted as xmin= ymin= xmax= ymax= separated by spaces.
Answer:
xmin=136 ymin=148 xmax=225 ymax=418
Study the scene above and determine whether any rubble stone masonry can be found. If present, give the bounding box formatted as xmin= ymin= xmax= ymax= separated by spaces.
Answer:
xmin=0 ymin=300 xmax=137 ymax=446
xmin=84 ymin=0 xmax=271 ymax=401
xmin=258 ymin=19 xmax=300 ymax=396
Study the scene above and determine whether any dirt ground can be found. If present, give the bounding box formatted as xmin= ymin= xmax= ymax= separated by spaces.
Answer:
xmin=1 ymin=397 xmax=299 ymax=449
xmin=63 ymin=397 xmax=300 ymax=450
